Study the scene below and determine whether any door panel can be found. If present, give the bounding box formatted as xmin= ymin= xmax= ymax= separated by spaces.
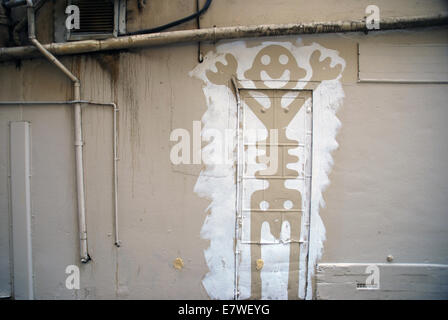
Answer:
xmin=236 ymin=89 xmax=312 ymax=300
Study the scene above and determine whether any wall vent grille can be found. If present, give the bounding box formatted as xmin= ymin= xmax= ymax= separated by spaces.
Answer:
xmin=72 ymin=0 xmax=115 ymax=35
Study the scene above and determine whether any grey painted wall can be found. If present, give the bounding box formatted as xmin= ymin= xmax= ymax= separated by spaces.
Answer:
xmin=0 ymin=0 xmax=447 ymax=299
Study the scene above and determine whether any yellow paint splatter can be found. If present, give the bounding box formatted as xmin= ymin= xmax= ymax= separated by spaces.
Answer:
xmin=256 ymin=259 xmax=264 ymax=271
xmin=173 ymin=257 xmax=184 ymax=270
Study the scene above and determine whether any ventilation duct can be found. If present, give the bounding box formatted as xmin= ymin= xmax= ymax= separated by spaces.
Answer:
xmin=73 ymin=0 xmax=114 ymax=34
xmin=66 ymin=0 xmax=126 ymax=41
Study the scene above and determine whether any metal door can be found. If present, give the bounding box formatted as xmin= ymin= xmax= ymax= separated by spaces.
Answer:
xmin=235 ymin=89 xmax=313 ymax=300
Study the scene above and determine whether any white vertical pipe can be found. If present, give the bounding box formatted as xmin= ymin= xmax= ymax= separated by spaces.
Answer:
xmin=73 ymin=84 xmax=89 ymax=262
xmin=113 ymin=105 xmax=120 ymax=247
xmin=231 ymin=77 xmax=241 ymax=300
xmin=27 ymin=0 xmax=89 ymax=262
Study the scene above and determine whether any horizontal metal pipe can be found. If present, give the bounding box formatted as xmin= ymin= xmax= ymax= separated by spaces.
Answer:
xmin=1 ymin=14 xmax=447 ymax=61
xmin=318 ymin=263 xmax=448 ymax=268
xmin=0 ymin=100 xmax=116 ymax=105
xmin=0 ymin=100 xmax=79 ymax=105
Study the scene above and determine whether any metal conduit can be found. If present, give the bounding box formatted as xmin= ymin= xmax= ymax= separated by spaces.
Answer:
xmin=1 ymin=14 xmax=447 ymax=61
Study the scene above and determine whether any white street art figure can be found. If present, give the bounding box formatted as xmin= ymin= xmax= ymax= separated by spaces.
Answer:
xmin=190 ymin=38 xmax=345 ymax=300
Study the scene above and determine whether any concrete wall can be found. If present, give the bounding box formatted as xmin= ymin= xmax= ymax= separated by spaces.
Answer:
xmin=0 ymin=0 xmax=447 ymax=299
xmin=0 ymin=45 xmax=211 ymax=299
xmin=126 ymin=0 xmax=448 ymax=31
xmin=317 ymin=29 xmax=448 ymax=299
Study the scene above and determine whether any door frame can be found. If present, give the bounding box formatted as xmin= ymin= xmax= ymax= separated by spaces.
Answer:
xmin=231 ymin=78 xmax=318 ymax=300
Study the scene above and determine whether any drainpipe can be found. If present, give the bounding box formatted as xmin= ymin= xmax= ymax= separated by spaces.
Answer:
xmin=26 ymin=0 xmax=89 ymax=263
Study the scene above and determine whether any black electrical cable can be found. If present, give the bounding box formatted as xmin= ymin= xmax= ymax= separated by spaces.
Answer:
xmin=123 ymin=0 xmax=213 ymax=36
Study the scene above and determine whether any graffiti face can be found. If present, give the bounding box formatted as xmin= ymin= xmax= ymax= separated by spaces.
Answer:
xmin=244 ymin=45 xmax=307 ymax=89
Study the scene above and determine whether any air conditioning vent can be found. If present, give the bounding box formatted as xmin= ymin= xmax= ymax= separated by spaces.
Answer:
xmin=72 ymin=0 xmax=115 ymax=35
xmin=63 ymin=0 xmax=126 ymax=41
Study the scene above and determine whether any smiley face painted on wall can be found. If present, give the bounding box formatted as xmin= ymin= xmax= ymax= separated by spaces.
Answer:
xmin=244 ymin=45 xmax=307 ymax=89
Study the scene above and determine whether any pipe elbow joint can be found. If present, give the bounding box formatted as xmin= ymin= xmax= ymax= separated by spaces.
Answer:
xmin=81 ymin=254 xmax=91 ymax=264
